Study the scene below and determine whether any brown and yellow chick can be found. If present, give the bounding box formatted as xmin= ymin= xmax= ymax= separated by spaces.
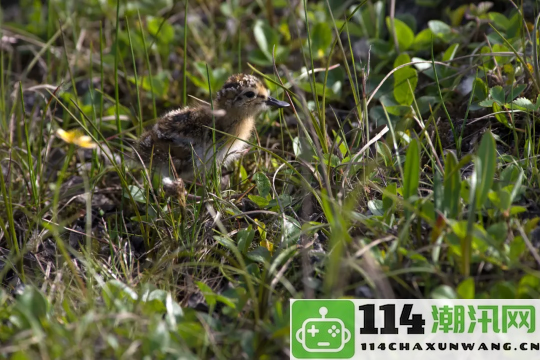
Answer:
xmin=136 ymin=73 xmax=289 ymax=185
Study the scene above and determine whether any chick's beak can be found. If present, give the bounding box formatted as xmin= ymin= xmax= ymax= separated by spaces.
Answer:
xmin=266 ymin=96 xmax=289 ymax=108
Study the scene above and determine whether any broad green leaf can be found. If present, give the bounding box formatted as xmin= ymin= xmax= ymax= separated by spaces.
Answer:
xmin=457 ymin=278 xmax=475 ymax=299
xmin=148 ymin=321 xmax=170 ymax=352
xmin=416 ymin=96 xmax=439 ymax=114
xmin=512 ymin=97 xmax=538 ymax=111
xmin=518 ymin=274 xmax=540 ymax=298
xmin=311 ymin=22 xmax=333 ymax=57
xmin=443 ymin=151 xmax=461 ymax=218
xmin=490 ymin=86 xmax=506 ymax=105
xmin=368 ymin=200 xmax=384 ymax=216
xmin=489 ymin=12 xmax=510 ymax=30
xmin=125 ymin=185 xmax=146 ymax=203
xmin=487 ymin=222 xmax=507 ymax=243
xmin=215 ymin=294 xmax=237 ymax=309
xmin=16 ymin=287 xmax=49 ymax=321
xmin=506 ymin=84 xmax=527 ymax=103
xmin=253 ymin=20 xmax=280 ymax=61
xmin=386 ymin=17 xmax=414 ymax=51
xmin=490 ymin=282 xmax=516 ymax=299
xmin=129 ymin=72 xmax=170 ymax=98
xmin=493 ymin=102 xmax=512 ymax=129
xmin=248 ymin=195 xmax=269 ymax=208
xmin=279 ymin=215 xmax=301 ymax=247
xmin=369 ymin=38 xmax=393 ymax=59
xmin=428 ymin=20 xmax=452 ymax=42
xmin=431 ymin=285 xmax=457 ymax=299
xmin=214 ymin=235 xmax=238 ymax=252
xmin=403 ymin=138 xmax=420 ymax=201
xmin=196 ymin=281 xmax=217 ymax=307
xmin=412 ymin=28 xmax=433 ymax=50
xmin=510 ymin=206 xmax=527 ymax=215
xmin=447 ymin=4 xmax=467 ymax=26
xmin=322 ymin=154 xmax=340 ymax=168
xmin=268 ymin=194 xmax=292 ymax=211
xmin=492 ymin=44 xmax=510 ymax=65
xmin=246 ymin=246 xmax=271 ymax=263
xmin=442 ymin=43 xmax=459 ymax=62
xmin=475 ymin=132 xmax=496 ymax=208
xmin=253 ymin=172 xmax=271 ymax=198
xmin=147 ymin=17 xmax=174 ymax=44
xmin=472 ymin=77 xmax=488 ymax=101
xmin=488 ymin=188 xmax=511 ymax=211
xmin=237 ymin=226 xmax=255 ymax=254
xmin=478 ymin=98 xmax=495 ymax=107
xmin=393 ymin=53 xmax=418 ymax=105
xmin=376 ymin=141 xmax=393 ymax=167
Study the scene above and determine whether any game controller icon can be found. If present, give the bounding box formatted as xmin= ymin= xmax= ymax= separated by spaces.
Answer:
xmin=295 ymin=306 xmax=352 ymax=353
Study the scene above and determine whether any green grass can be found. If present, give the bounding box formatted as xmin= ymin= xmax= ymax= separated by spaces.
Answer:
xmin=1 ymin=0 xmax=540 ymax=358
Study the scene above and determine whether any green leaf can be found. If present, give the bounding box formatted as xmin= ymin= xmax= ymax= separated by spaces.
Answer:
xmin=246 ymin=246 xmax=270 ymax=263
xmin=412 ymin=28 xmax=433 ymax=50
xmin=492 ymin=44 xmax=510 ymax=65
xmin=478 ymin=98 xmax=495 ymax=107
xmin=369 ymin=39 xmax=393 ymax=59
xmin=247 ymin=195 xmax=269 ymax=208
xmin=253 ymin=20 xmax=280 ymax=61
xmin=393 ymin=53 xmax=418 ymax=105
xmin=196 ymin=281 xmax=217 ymax=307
xmin=322 ymin=154 xmax=340 ymax=168
xmin=416 ymin=96 xmax=439 ymax=114
xmin=510 ymin=206 xmax=527 ymax=215
xmin=493 ymin=102 xmax=512 ymax=129
xmin=125 ymin=185 xmax=146 ymax=203
xmin=214 ymin=235 xmax=237 ymax=252
xmin=368 ymin=200 xmax=384 ymax=216
xmin=490 ymin=86 xmax=506 ymax=105
xmin=147 ymin=17 xmax=174 ymax=44
xmin=129 ymin=72 xmax=170 ymax=98
xmin=475 ymin=132 xmax=497 ymax=208
xmin=506 ymin=84 xmax=527 ymax=103
xmin=311 ymin=22 xmax=333 ymax=57
xmin=472 ymin=77 xmax=488 ymax=101
xmin=16 ymin=286 xmax=49 ymax=321
xmin=386 ymin=17 xmax=414 ymax=51
xmin=457 ymin=278 xmax=475 ymax=299
xmin=443 ymin=151 xmax=461 ymax=218
xmin=489 ymin=12 xmax=510 ymax=30
xmin=237 ymin=226 xmax=255 ymax=254
xmin=442 ymin=43 xmax=459 ymax=62
xmin=281 ymin=215 xmax=301 ymax=247
xmin=428 ymin=20 xmax=452 ymax=42
xmin=487 ymin=222 xmax=507 ymax=243
xmin=253 ymin=172 xmax=271 ymax=198
xmin=376 ymin=141 xmax=393 ymax=167
xmin=403 ymin=139 xmax=420 ymax=202
xmin=512 ymin=97 xmax=537 ymax=111
xmin=383 ymin=182 xmax=397 ymax=213
xmin=268 ymin=194 xmax=292 ymax=211
xmin=215 ymin=294 xmax=237 ymax=309
xmin=431 ymin=285 xmax=457 ymax=299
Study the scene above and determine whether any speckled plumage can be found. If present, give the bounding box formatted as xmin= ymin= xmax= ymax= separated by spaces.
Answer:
xmin=136 ymin=73 xmax=289 ymax=181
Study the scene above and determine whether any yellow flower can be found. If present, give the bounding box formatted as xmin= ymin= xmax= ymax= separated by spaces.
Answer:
xmin=260 ymin=239 xmax=274 ymax=253
xmin=56 ymin=129 xmax=97 ymax=149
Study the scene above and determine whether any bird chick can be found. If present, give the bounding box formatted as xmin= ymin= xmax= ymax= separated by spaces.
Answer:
xmin=136 ymin=73 xmax=289 ymax=183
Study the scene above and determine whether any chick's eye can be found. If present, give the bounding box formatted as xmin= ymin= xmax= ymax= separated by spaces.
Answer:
xmin=245 ymin=91 xmax=255 ymax=98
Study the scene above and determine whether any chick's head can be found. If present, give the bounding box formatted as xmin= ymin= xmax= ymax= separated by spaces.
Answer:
xmin=216 ymin=74 xmax=289 ymax=118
